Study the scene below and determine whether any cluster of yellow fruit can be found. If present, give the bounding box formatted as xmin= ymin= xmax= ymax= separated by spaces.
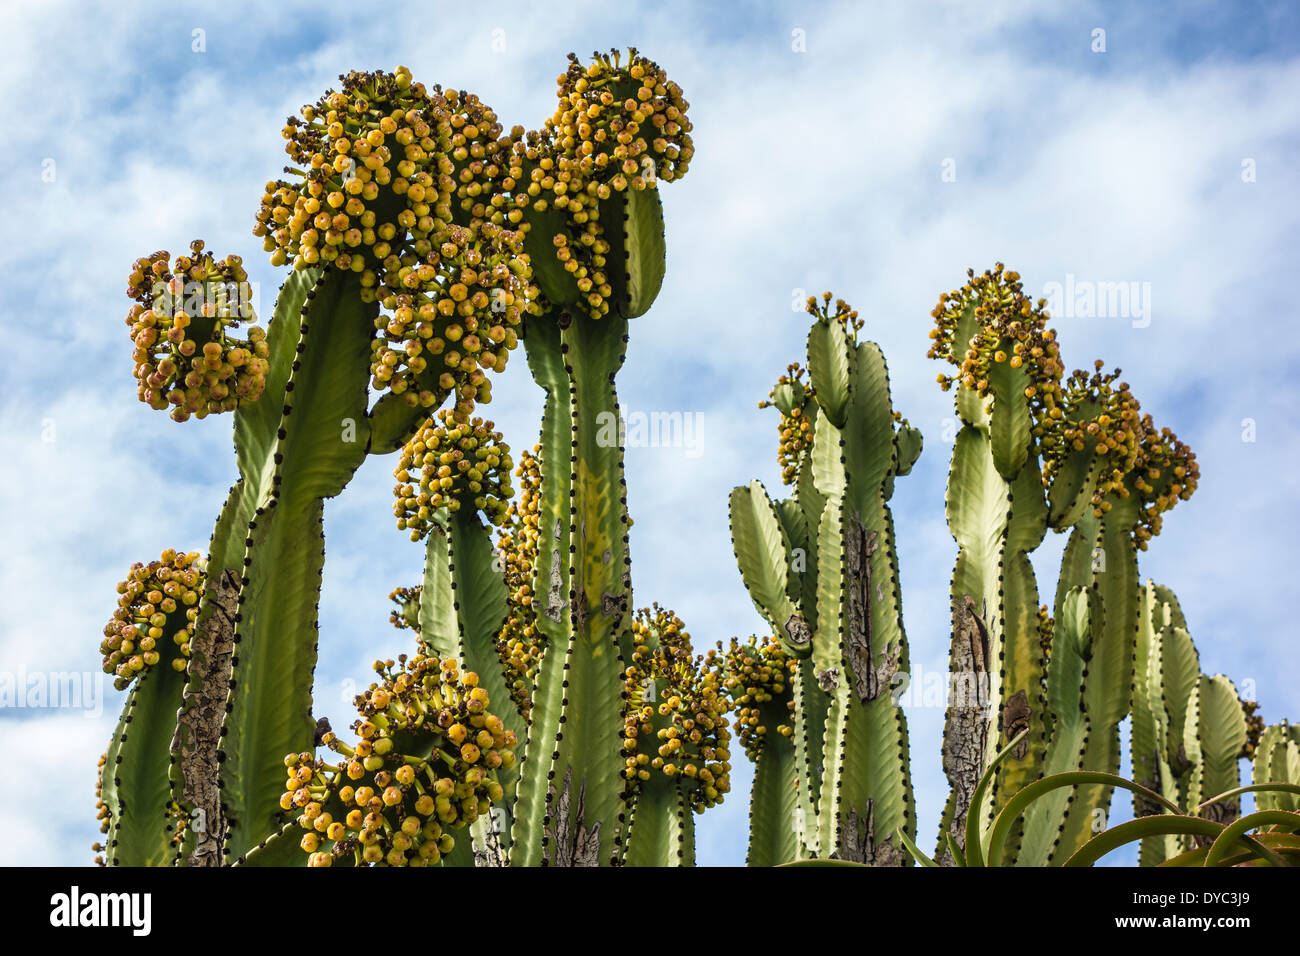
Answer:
xmin=165 ymin=799 xmax=190 ymax=851
xmin=1039 ymin=362 xmax=1144 ymax=505
xmin=1128 ymin=416 xmax=1198 ymax=548
xmin=494 ymin=448 xmax=543 ymax=719
xmin=368 ymin=222 xmax=533 ymax=418
xmin=508 ymin=48 xmax=693 ymax=319
xmin=124 ymin=242 xmax=269 ymax=422
xmin=621 ymin=606 xmax=732 ymax=812
xmin=712 ymin=636 xmax=797 ymax=760
xmin=806 ymin=291 xmax=864 ymax=339
xmin=546 ymin=48 xmax=693 ymax=190
xmin=387 ymin=585 xmax=422 ymax=631
xmin=928 ymin=264 xmax=1066 ymax=421
xmin=393 ymin=410 xmax=515 ymax=539
xmin=253 ymin=67 xmax=539 ymax=414
xmin=92 ymin=749 xmax=109 ymax=865
xmin=100 ymin=550 xmax=205 ymax=690
xmin=1037 ymin=604 xmax=1055 ymax=661
xmin=257 ymin=67 xmax=503 ymax=282
xmin=510 ymin=127 xmax=614 ymax=318
xmin=282 ymin=654 xmax=516 ymax=867
xmin=1038 ymin=360 xmax=1199 ymax=546
xmin=758 ymin=362 xmax=814 ymax=485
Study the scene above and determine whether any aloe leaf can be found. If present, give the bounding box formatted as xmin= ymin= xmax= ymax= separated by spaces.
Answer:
xmin=964 ymin=729 xmax=1029 ymax=867
xmin=897 ymin=826 xmax=939 ymax=867
xmin=988 ymin=771 xmax=1181 ymax=866
xmin=1064 ymin=816 xmax=1228 ymax=868
xmin=1204 ymin=810 xmax=1300 ymax=867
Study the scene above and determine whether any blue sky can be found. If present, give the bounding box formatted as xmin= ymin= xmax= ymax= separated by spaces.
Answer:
xmin=1 ymin=0 xmax=1297 ymax=867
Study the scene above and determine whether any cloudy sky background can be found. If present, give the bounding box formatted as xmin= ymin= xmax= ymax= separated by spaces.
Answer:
xmin=1 ymin=0 xmax=1297 ymax=866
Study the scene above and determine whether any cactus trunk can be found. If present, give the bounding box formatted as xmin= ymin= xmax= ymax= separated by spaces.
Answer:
xmin=508 ymin=311 xmax=632 ymax=866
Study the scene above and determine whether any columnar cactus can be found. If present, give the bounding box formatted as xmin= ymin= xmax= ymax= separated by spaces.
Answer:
xmin=926 ymin=265 xmax=1199 ymax=866
xmin=502 ymin=48 xmax=695 ymax=867
xmin=729 ymin=295 xmax=921 ymax=864
xmin=94 ymin=58 xmax=1298 ymax=869
xmin=925 ymin=266 xmax=1065 ymax=864
xmin=97 ymin=52 xmax=699 ymax=868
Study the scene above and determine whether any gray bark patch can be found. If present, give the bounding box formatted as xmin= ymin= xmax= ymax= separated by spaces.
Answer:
xmin=938 ymin=594 xmax=991 ymax=866
xmin=172 ymin=567 xmax=238 ymax=867
xmin=836 ymin=799 xmax=905 ymax=867
xmin=845 ymin=517 xmax=898 ymax=702
xmin=543 ymin=766 xmax=602 ymax=866
xmin=1003 ymin=689 xmax=1031 ymax=759
xmin=1133 ymin=772 xmax=1163 ymax=819
xmin=783 ymin=612 xmax=811 ymax=650
xmin=474 ymin=816 xmax=507 ymax=867
xmin=544 ymin=518 xmax=566 ymax=623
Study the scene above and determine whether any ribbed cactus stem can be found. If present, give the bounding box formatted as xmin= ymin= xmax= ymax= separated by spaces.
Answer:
xmin=508 ymin=311 xmax=632 ymax=866
xmin=1128 ymin=581 xmax=1200 ymax=865
xmin=418 ymin=507 xmax=523 ymax=864
xmin=732 ymin=296 xmax=917 ymax=864
xmin=808 ymin=338 xmax=917 ymax=865
xmin=1254 ymin=722 xmax=1300 ymax=812
xmin=99 ymin=665 xmax=189 ymax=866
xmin=214 ymin=267 xmax=380 ymax=861
xmin=1040 ymin=496 xmax=1139 ymax=863
xmin=745 ymin=715 xmax=801 ymax=865
xmin=935 ymin=387 xmax=1049 ymax=865
xmin=623 ymin=774 xmax=695 ymax=866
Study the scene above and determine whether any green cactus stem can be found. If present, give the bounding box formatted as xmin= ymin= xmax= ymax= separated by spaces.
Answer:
xmin=928 ymin=269 xmax=1059 ymax=865
xmin=720 ymin=636 xmax=801 ymax=865
xmin=504 ymin=48 xmax=691 ymax=865
xmin=732 ymin=294 xmax=918 ymax=864
xmin=1253 ymin=722 xmax=1300 ymax=812
xmin=507 ymin=308 xmax=633 ymax=866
